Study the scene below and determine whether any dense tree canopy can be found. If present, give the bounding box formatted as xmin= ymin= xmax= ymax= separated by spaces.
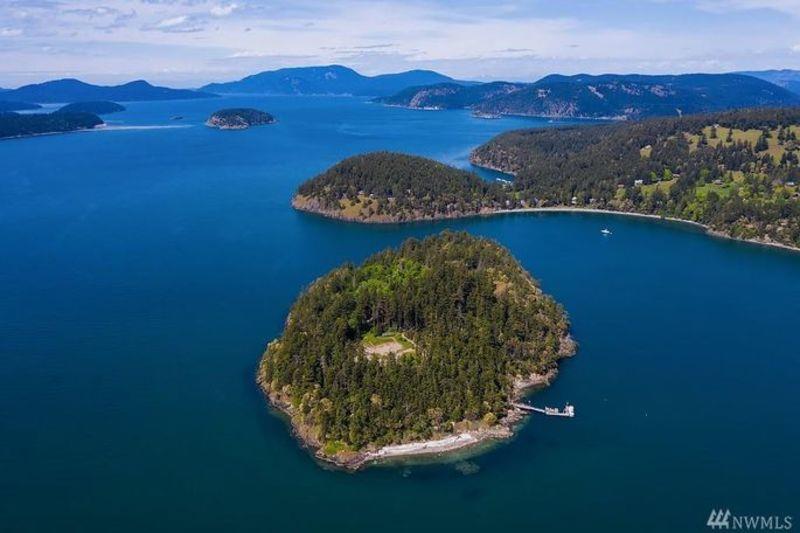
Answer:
xmin=0 ymin=111 xmax=103 ymax=139
xmin=473 ymin=107 xmax=800 ymax=247
xmin=260 ymin=232 xmax=571 ymax=453
xmin=206 ymin=108 xmax=275 ymax=129
xmin=295 ymin=151 xmax=507 ymax=221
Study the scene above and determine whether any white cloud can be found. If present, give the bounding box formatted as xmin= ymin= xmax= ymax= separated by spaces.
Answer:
xmin=210 ymin=3 xmax=237 ymax=17
xmin=156 ymin=15 xmax=188 ymax=28
xmin=2 ymin=0 xmax=800 ymax=85
xmin=227 ymin=50 xmax=267 ymax=58
xmin=695 ymin=0 xmax=800 ymax=15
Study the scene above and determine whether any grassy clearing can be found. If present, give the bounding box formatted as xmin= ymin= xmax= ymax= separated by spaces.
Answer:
xmin=641 ymin=178 xmax=676 ymax=196
xmin=686 ymin=125 xmax=799 ymax=163
xmin=338 ymin=194 xmax=372 ymax=218
xmin=322 ymin=440 xmax=352 ymax=455
xmin=362 ymin=331 xmax=416 ymax=359
xmin=363 ymin=331 xmax=414 ymax=350
xmin=695 ymin=181 xmax=733 ymax=200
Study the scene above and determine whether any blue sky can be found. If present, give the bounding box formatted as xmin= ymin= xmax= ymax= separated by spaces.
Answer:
xmin=1 ymin=0 xmax=800 ymax=87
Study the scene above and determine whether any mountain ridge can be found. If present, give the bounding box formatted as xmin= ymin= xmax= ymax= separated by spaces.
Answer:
xmin=377 ymin=73 xmax=800 ymax=119
xmin=202 ymin=65 xmax=471 ymax=96
xmin=2 ymin=78 xmax=216 ymax=103
xmin=738 ymin=69 xmax=800 ymax=96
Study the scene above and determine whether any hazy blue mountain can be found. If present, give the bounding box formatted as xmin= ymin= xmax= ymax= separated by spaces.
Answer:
xmin=0 ymin=101 xmax=42 ymax=112
xmin=739 ymin=69 xmax=800 ymax=95
xmin=3 ymin=79 xmax=216 ymax=103
xmin=202 ymin=65 xmax=467 ymax=96
xmin=377 ymin=73 xmax=800 ymax=119
xmin=377 ymin=81 xmax=525 ymax=109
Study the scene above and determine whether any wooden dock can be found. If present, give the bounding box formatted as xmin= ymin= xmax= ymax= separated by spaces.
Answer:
xmin=513 ymin=402 xmax=575 ymax=417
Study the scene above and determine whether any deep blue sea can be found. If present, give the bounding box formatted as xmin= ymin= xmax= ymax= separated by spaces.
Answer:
xmin=1 ymin=97 xmax=798 ymax=532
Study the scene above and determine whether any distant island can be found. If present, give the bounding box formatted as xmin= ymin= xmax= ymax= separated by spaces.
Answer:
xmin=0 ymin=78 xmax=216 ymax=103
xmin=56 ymin=101 xmax=125 ymax=115
xmin=258 ymin=231 xmax=574 ymax=469
xmin=202 ymin=65 xmax=471 ymax=96
xmin=376 ymin=73 xmax=800 ymax=120
xmin=0 ymin=111 xmax=103 ymax=140
xmin=293 ymin=108 xmax=800 ymax=251
xmin=205 ymin=108 xmax=276 ymax=130
xmin=0 ymin=101 xmax=41 ymax=112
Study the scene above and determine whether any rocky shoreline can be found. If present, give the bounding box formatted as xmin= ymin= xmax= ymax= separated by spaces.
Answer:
xmin=293 ymin=193 xmax=800 ymax=254
xmin=257 ymin=336 xmax=576 ymax=471
xmin=291 ymin=194 xmax=496 ymax=224
xmin=205 ymin=108 xmax=275 ymax=130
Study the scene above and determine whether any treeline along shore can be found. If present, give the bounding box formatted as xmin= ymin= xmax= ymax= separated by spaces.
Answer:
xmin=292 ymin=107 xmax=800 ymax=251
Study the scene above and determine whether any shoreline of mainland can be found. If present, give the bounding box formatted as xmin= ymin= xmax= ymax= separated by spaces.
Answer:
xmin=292 ymin=196 xmax=800 ymax=255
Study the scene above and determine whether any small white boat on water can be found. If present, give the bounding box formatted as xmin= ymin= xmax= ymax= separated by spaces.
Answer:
xmin=601 ymin=228 xmax=612 ymax=236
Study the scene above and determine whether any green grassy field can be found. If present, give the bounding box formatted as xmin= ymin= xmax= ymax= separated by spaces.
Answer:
xmin=362 ymin=331 xmax=415 ymax=351
xmin=640 ymin=178 xmax=676 ymax=197
xmin=685 ymin=125 xmax=798 ymax=163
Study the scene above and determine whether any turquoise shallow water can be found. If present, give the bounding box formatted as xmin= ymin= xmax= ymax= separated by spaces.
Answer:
xmin=1 ymin=97 xmax=798 ymax=532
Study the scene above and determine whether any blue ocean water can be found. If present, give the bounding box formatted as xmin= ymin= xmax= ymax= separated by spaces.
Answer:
xmin=0 ymin=97 xmax=798 ymax=532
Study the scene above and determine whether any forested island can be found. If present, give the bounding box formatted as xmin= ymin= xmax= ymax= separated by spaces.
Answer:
xmin=258 ymin=231 xmax=574 ymax=468
xmin=293 ymin=152 xmax=507 ymax=222
xmin=56 ymin=101 xmax=125 ymax=115
xmin=206 ymin=108 xmax=275 ymax=129
xmin=294 ymin=108 xmax=800 ymax=250
xmin=0 ymin=111 xmax=103 ymax=140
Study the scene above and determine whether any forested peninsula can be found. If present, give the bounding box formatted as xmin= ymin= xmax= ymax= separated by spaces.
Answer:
xmin=0 ymin=111 xmax=103 ymax=140
xmin=293 ymin=152 xmax=508 ymax=222
xmin=258 ymin=232 xmax=574 ymax=469
xmin=294 ymin=108 xmax=800 ymax=250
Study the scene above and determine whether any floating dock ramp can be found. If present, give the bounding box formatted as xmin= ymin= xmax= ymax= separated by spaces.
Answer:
xmin=512 ymin=402 xmax=575 ymax=417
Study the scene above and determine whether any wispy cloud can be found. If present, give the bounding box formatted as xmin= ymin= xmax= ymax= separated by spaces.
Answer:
xmin=1 ymin=0 xmax=800 ymax=86
xmin=0 ymin=27 xmax=23 ymax=37
xmin=210 ymin=3 xmax=238 ymax=17
xmin=694 ymin=0 xmax=800 ymax=15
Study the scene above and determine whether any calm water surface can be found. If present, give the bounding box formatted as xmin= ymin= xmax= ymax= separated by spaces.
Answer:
xmin=1 ymin=97 xmax=798 ymax=532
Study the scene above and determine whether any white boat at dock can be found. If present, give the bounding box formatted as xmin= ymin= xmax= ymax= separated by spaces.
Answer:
xmin=512 ymin=402 xmax=575 ymax=417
